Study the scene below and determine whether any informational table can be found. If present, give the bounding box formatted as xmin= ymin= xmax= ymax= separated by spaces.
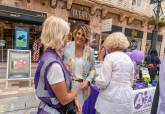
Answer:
xmin=133 ymin=87 xmax=156 ymax=114
xmin=95 ymin=62 xmax=156 ymax=114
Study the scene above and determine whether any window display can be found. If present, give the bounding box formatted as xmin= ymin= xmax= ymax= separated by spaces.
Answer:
xmin=0 ymin=21 xmax=42 ymax=62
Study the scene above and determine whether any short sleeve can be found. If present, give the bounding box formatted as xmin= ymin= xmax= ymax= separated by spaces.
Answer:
xmin=47 ymin=63 xmax=65 ymax=85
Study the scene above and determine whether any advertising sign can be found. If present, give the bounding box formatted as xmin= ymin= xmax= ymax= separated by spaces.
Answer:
xmin=133 ymin=87 xmax=156 ymax=114
xmin=101 ymin=19 xmax=112 ymax=32
xmin=15 ymin=26 xmax=29 ymax=50
xmin=6 ymin=49 xmax=31 ymax=80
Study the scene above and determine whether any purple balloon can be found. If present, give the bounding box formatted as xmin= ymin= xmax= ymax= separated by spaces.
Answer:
xmin=130 ymin=50 xmax=144 ymax=62
xmin=126 ymin=52 xmax=132 ymax=57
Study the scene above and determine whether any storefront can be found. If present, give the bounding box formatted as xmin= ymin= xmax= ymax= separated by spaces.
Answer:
xmin=68 ymin=4 xmax=90 ymax=41
xmin=125 ymin=28 xmax=143 ymax=50
xmin=0 ymin=5 xmax=47 ymax=62
xmin=101 ymin=25 xmax=122 ymax=42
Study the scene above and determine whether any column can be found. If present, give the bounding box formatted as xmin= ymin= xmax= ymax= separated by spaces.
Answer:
xmin=119 ymin=15 xmax=126 ymax=34
xmin=141 ymin=22 xmax=148 ymax=53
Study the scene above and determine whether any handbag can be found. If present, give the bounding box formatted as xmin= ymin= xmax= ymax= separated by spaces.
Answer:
xmin=62 ymin=100 xmax=76 ymax=114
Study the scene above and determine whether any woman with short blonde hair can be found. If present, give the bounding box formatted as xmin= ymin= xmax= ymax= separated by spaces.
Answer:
xmin=40 ymin=16 xmax=70 ymax=51
xmin=103 ymin=32 xmax=130 ymax=52
xmin=95 ymin=32 xmax=134 ymax=114
xmin=35 ymin=16 xmax=81 ymax=114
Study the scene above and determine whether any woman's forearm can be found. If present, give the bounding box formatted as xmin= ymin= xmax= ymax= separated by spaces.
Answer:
xmin=59 ymin=91 xmax=77 ymax=106
xmin=51 ymin=81 xmax=77 ymax=106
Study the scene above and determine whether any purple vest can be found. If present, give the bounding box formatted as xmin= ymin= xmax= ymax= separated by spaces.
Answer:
xmin=34 ymin=48 xmax=72 ymax=113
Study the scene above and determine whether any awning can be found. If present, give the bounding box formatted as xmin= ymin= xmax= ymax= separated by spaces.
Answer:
xmin=0 ymin=5 xmax=47 ymax=24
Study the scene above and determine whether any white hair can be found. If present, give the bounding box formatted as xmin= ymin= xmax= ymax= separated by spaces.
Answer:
xmin=40 ymin=16 xmax=70 ymax=50
xmin=103 ymin=32 xmax=130 ymax=50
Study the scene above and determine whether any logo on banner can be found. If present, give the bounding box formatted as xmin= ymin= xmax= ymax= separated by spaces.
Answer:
xmin=134 ymin=91 xmax=152 ymax=110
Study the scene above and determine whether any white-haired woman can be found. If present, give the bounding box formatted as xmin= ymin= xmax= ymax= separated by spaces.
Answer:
xmin=34 ymin=16 xmax=81 ymax=114
xmin=95 ymin=32 xmax=134 ymax=114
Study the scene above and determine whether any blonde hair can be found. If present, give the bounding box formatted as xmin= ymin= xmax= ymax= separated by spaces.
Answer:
xmin=103 ymin=32 xmax=129 ymax=51
xmin=40 ymin=16 xmax=70 ymax=50
xmin=73 ymin=24 xmax=91 ymax=43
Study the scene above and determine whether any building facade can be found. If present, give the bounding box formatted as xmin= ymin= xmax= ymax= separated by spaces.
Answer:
xmin=0 ymin=0 xmax=165 ymax=77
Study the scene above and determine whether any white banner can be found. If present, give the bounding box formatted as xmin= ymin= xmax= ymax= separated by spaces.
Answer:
xmin=101 ymin=19 xmax=112 ymax=32
xmin=133 ymin=87 xmax=156 ymax=114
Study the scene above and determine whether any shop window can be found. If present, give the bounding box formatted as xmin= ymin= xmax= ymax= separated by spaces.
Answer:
xmin=127 ymin=37 xmax=142 ymax=50
xmin=0 ymin=21 xmax=42 ymax=63
xmin=102 ymin=25 xmax=122 ymax=34
xmin=125 ymin=28 xmax=143 ymax=50
xmin=132 ymin=0 xmax=142 ymax=7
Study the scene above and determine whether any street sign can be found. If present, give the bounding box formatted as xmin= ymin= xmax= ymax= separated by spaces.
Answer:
xmin=101 ymin=19 xmax=112 ymax=32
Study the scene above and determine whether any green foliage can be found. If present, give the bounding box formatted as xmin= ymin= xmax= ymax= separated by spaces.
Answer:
xmin=149 ymin=16 xmax=165 ymax=26
xmin=140 ymin=61 xmax=147 ymax=67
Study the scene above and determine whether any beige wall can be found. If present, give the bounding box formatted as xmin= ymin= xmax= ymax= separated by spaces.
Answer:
xmin=0 ymin=0 xmax=164 ymax=57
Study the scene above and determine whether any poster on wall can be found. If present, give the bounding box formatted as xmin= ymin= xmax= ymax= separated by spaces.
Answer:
xmin=6 ymin=49 xmax=31 ymax=80
xmin=101 ymin=19 xmax=112 ymax=32
xmin=15 ymin=26 xmax=29 ymax=50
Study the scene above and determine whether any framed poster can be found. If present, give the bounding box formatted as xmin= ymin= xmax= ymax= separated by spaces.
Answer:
xmin=6 ymin=49 xmax=31 ymax=80
xmin=15 ymin=26 xmax=29 ymax=50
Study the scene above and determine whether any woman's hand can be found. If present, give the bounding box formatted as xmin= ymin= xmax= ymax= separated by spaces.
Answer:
xmin=75 ymin=99 xmax=82 ymax=114
xmin=81 ymin=80 xmax=89 ymax=90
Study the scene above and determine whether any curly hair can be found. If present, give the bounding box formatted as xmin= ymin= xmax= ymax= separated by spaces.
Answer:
xmin=103 ymin=32 xmax=130 ymax=51
xmin=73 ymin=24 xmax=91 ymax=43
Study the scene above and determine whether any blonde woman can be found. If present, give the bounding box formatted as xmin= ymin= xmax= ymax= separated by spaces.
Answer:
xmin=95 ymin=32 xmax=134 ymax=114
xmin=34 ymin=16 xmax=81 ymax=114
xmin=64 ymin=24 xmax=95 ymax=104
